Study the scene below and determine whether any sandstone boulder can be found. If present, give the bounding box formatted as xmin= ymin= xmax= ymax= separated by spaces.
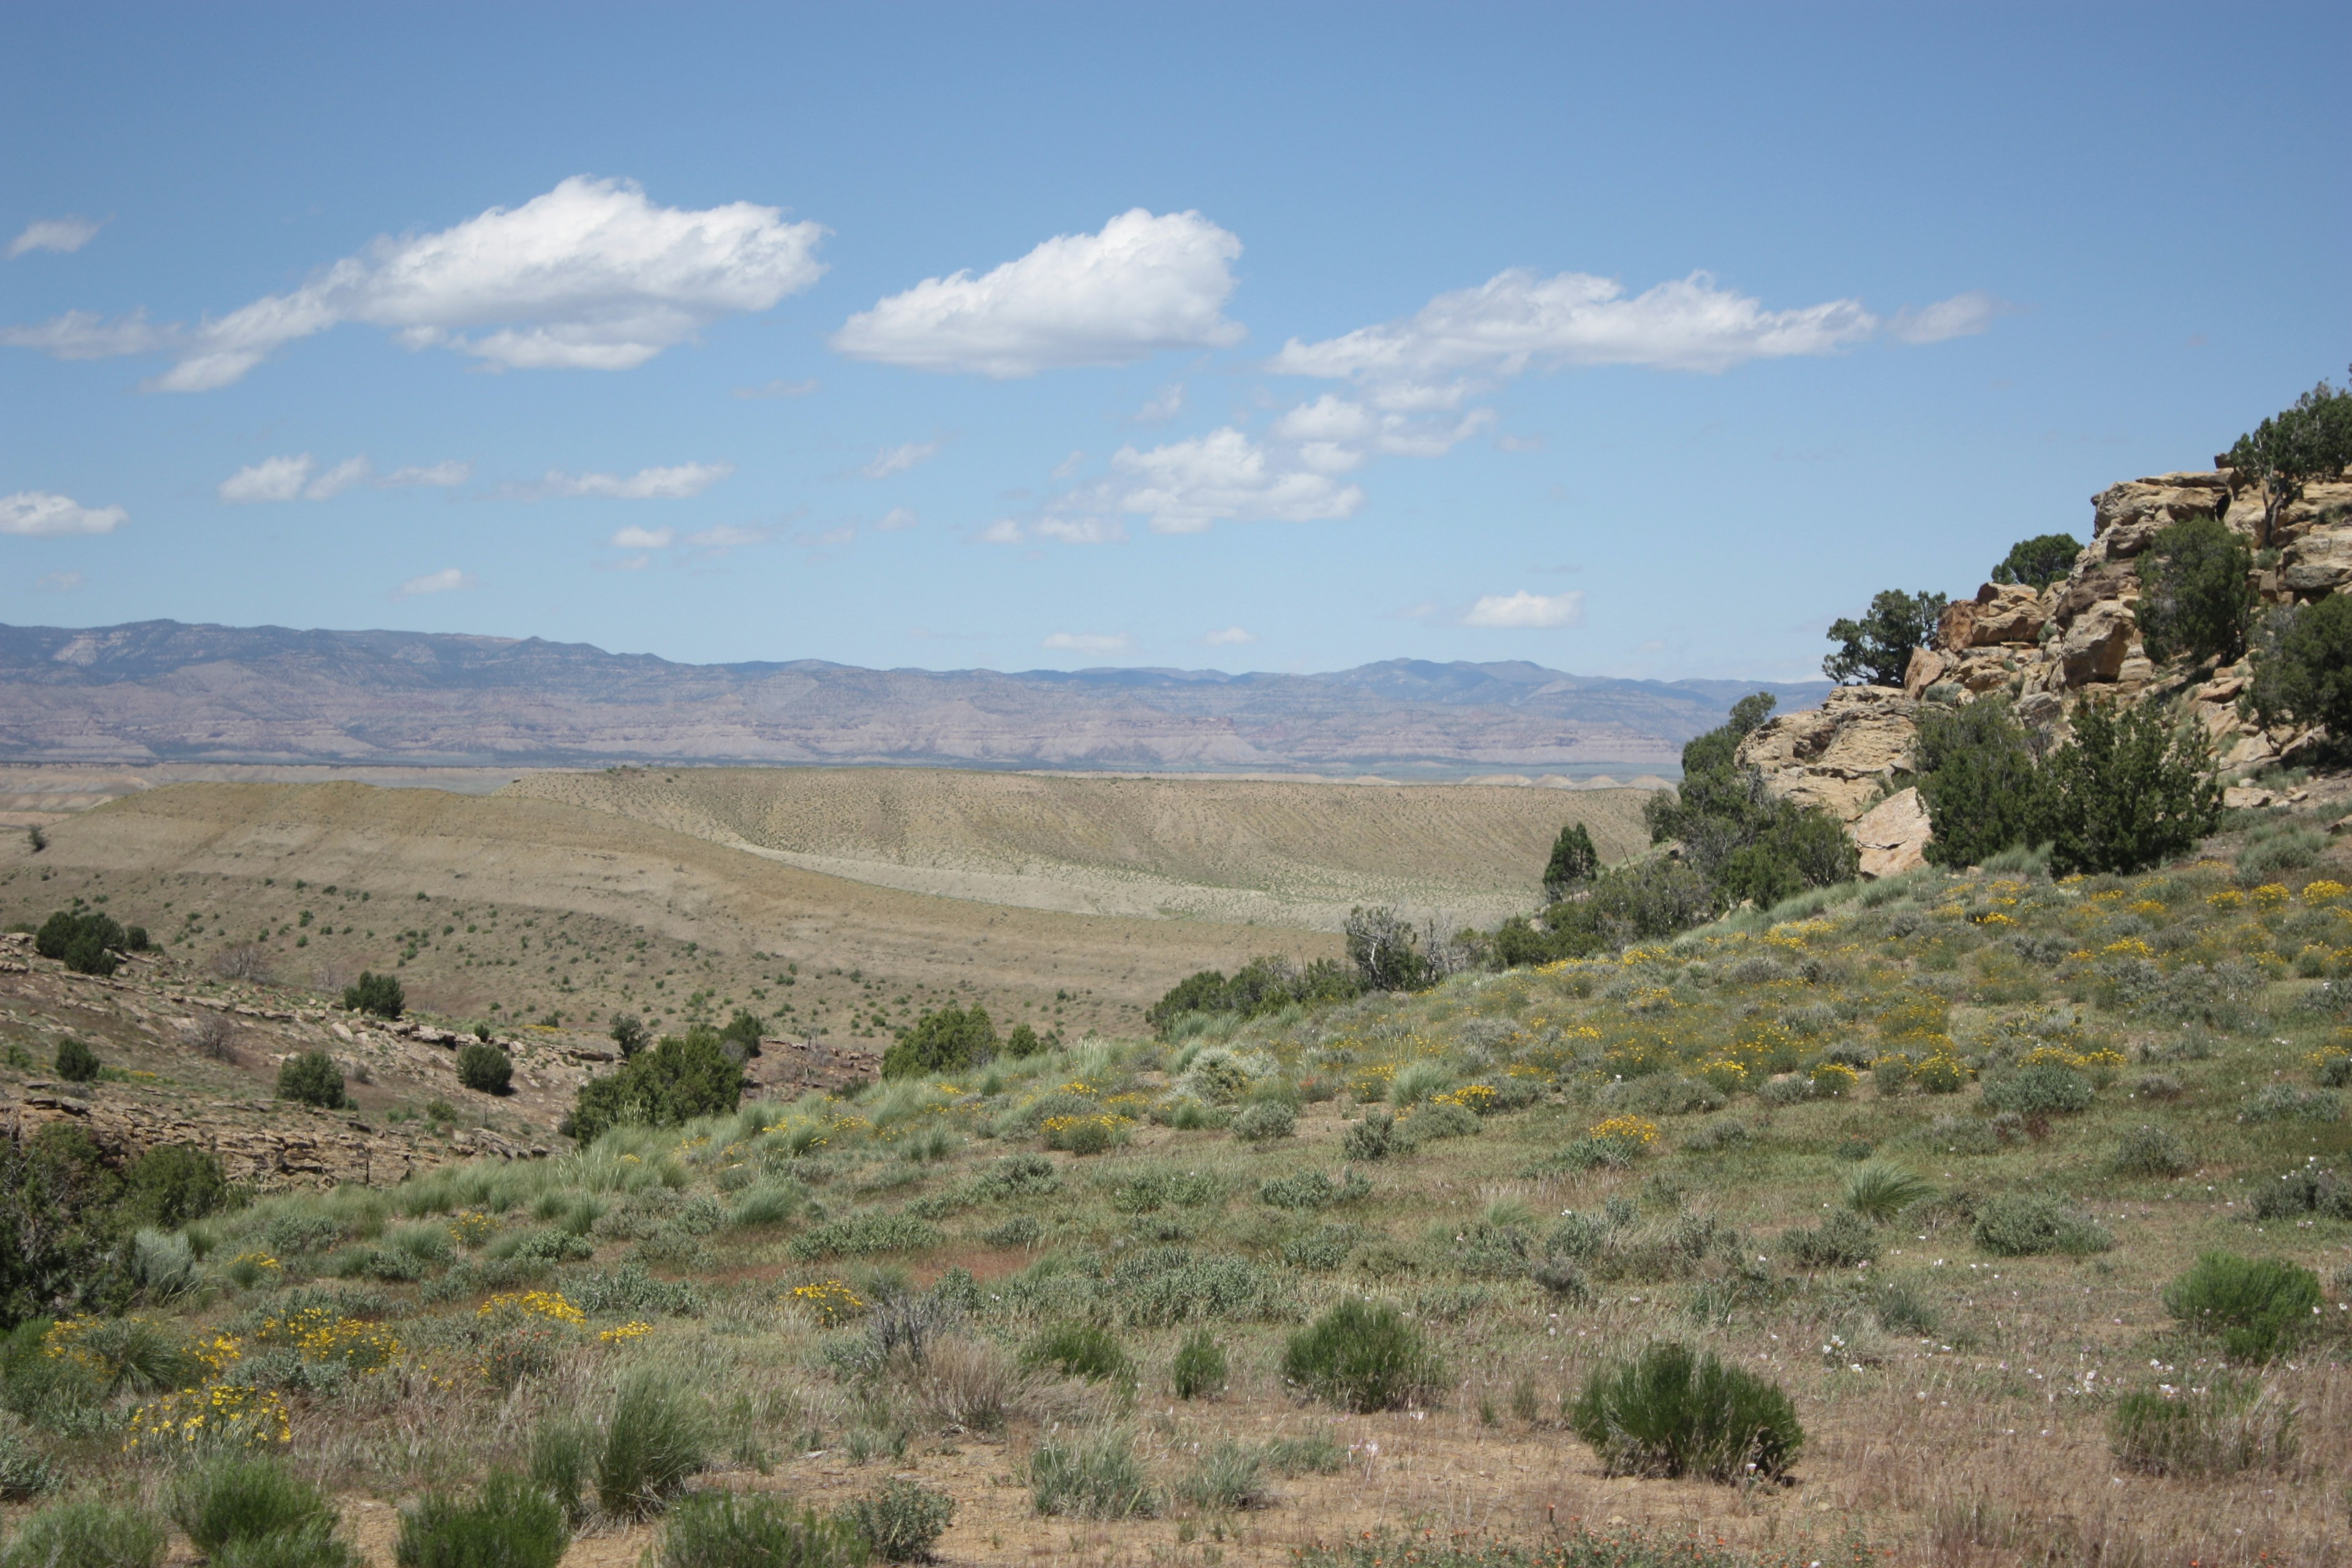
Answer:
xmin=2090 ymin=472 xmax=2230 ymax=539
xmin=2056 ymin=602 xmax=2134 ymax=687
xmin=1853 ymin=787 xmax=1932 ymax=879
xmin=2280 ymin=527 xmax=2352 ymax=596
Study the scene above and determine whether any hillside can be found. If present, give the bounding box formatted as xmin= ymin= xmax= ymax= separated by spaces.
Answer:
xmin=501 ymin=767 xmax=1656 ymax=927
xmin=0 ymin=620 xmax=1827 ymax=772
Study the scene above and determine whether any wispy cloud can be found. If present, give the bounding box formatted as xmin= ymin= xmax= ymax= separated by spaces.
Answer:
xmin=1203 ymin=625 xmax=1256 ymax=646
xmin=2 ymin=491 xmax=126 ymax=537
xmin=37 ymin=571 xmax=85 ymax=592
xmin=608 ymin=525 xmax=676 ymax=549
xmin=1135 ymin=382 xmax=1185 ymax=423
xmin=875 ymin=507 xmax=919 ymax=531
xmin=857 ymin=439 xmax=943 ymax=480
xmin=533 ymin=461 xmax=733 ymax=500
xmin=1462 ymin=589 xmax=1585 ymax=628
xmin=393 ymin=567 xmax=477 ymax=598
xmin=1042 ymin=630 xmax=1131 ymax=655
xmin=218 ymin=453 xmax=470 ymax=502
xmin=8 ymin=217 xmax=102 ymax=258
xmin=0 ymin=309 xmax=167 ymax=358
xmin=731 ymin=377 xmax=820 ymax=399
xmin=1886 ymin=289 xmax=2016 ymax=344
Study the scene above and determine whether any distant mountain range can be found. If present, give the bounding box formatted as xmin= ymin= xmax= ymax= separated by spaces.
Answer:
xmin=0 ymin=620 xmax=1830 ymax=773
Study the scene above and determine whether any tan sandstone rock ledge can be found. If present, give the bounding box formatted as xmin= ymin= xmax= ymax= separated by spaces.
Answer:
xmin=1733 ymin=466 xmax=2352 ymax=870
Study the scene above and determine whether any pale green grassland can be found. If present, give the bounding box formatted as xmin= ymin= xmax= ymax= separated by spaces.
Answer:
xmin=8 ymin=837 xmax=2352 ymax=1566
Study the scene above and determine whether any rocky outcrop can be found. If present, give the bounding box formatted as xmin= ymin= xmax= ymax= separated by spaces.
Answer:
xmin=1737 ymin=686 xmax=1920 ymax=823
xmin=1737 ymin=462 xmax=2351 ymax=870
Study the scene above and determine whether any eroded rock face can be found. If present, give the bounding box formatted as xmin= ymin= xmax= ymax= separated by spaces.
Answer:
xmin=1736 ymin=686 xmax=1920 ymax=824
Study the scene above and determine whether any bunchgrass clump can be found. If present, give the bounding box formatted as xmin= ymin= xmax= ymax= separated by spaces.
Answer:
xmin=168 ymin=1455 xmax=336 ymax=1556
xmin=0 ymin=1502 xmax=168 ymax=1568
xmin=0 ymin=1412 xmax=58 ymax=1500
xmin=395 ymin=1473 xmax=570 ymax=1568
xmin=658 ymin=1493 xmax=867 ymax=1568
xmin=595 ymin=1371 xmax=711 ymax=1518
xmin=2111 ymin=1124 xmax=2192 ymax=1177
xmin=1567 ymin=1341 xmax=1803 ymax=1482
xmin=1281 ymin=1299 xmax=1442 ymax=1412
xmin=1175 ymin=1441 xmax=1268 ymax=1511
xmin=1170 ymin=1329 xmax=1226 ymax=1399
xmin=1022 ymin=1322 xmax=1132 ymax=1387
xmin=1841 ymin=1163 xmax=1935 ymax=1223
xmin=1027 ymin=1427 xmax=1158 ymax=1518
xmin=2162 ymin=1253 xmax=2322 ymax=1363
xmin=2109 ymin=1378 xmax=2297 ymax=1476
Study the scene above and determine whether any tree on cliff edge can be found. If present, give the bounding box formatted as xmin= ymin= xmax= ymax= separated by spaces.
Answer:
xmin=1823 ymin=589 xmax=1948 ymax=687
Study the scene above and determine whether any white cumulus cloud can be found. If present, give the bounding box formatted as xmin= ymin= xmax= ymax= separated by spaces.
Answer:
xmin=608 ymin=525 xmax=676 ymax=549
xmin=218 ymin=455 xmax=315 ymax=503
xmin=394 ymin=568 xmax=477 ymax=598
xmin=537 ymin=461 xmax=732 ymax=500
xmin=832 ymin=209 xmax=1243 ymax=378
xmin=1033 ymin=516 xmax=1125 ymax=545
xmin=1462 ymin=589 xmax=1585 ymax=629
xmin=221 ymin=453 xmax=468 ymax=500
xmin=1887 ymin=290 xmax=2015 ymax=344
xmin=1204 ymin=626 xmax=1257 ymax=646
xmin=40 ymin=177 xmax=826 ymax=391
xmin=976 ymin=519 xmax=1027 ymax=546
xmin=1109 ymin=428 xmax=1365 ymax=533
xmin=1272 ymin=268 xmax=1879 ymax=382
xmin=858 ymin=439 xmax=943 ymax=480
xmin=0 ymin=490 xmax=118 ymax=540
xmin=382 ymin=460 xmax=471 ymax=488
xmin=304 ymin=456 xmax=374 ymax=500
xmin=1042 ymin=631 xmax=1131 ymax=655
xmin=875 ymin=507 xmax=919 ymax=531
xmin=9 ymin=217 xmax=102 ymax=258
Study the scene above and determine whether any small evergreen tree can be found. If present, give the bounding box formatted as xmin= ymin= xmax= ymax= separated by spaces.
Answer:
xmin=1915 ymin=698 xmax=2052 ymax=867
xmin=1990 ymin=533 xmax=2082 ymax=591
xmin=2247 ymin=595 xmax=2352 ymax=760
xmin=1541 ymin=822 xmax=1599 ymax=901
xmin=881 ymin=1006 xmax=997 ymax=1078
xmin=276 ymin=1052 xmax=347 ymax=1110
xmin=456 ymin=1043 xmax=513 ymax=1096
xmin=717 ymin=1010 xmax=764 ymax=1060
xmin=1823 ymin=589 xmax=1948 ymax=686
xmin=2135 ymin=514 xmax=2257 ymax=665
xmin=2040 ymin=697 xmax=2222 ymax=876
xmin=36 ymin=911 xmax=127 ymax=977
xmin=1645 ymin=690 xmax=1855 ymax=908
xmin=1003 ymin=1022 xmax=1043 ymax=1058
xmin=608 ymin=1013 xmax=649 ymax=1058
xmin=564 ymin=1027 xmax=742 ymax=1144
xmin=2224 ymin=371 xmax=2352 ymax=546
xmin=342 ymin=971 xmax=405 ymax=1019
xmin=54 ymin=1038 xmax=102 ymax=1084
xmin=121 ymin=1145 xmax=235 ymax=1231
xmin=1343 ymin=907 xmax=1428 ymax=992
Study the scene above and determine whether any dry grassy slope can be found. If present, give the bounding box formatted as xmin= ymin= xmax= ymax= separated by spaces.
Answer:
xmin=9 ymin=782 xmax=1338 ymax=1035
xmin=502 ymin=767 xmax=1653 ymax=928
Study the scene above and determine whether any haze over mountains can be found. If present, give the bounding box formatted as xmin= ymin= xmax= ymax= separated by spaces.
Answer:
xmin=0 ymin=619 xmax=1828 ymax=773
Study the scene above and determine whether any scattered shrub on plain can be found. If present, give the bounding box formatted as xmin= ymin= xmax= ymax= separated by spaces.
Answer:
xmin=1027 ymin=1428 xmax=1158 ymax=1519
xmin=394 ymin=1472 xmax=570 ymax=1568
xmin=455 ymin=1044 xmax=513 ymax=1096
xmin=276 ymin=1052 xmax=347 ymax=1110
xmin=595 ymin=1371 xmax=710 ymax=1518
xmin=2109 ymin=1377 xmax=2297 ymax=1477
xmin=2162 ymin=1253 xmax=2322 ymax=1363
xmin=1022 ymin=1322 xmax=1132 ymax=1387
xmin=1842 ymin=1163 xmax=1934 ymax=1223
xmin=0 ymin=1502 xmax=167 ymax=1568
xmin=168 ymin=1455 xmax=336 ymax=1555
xmin=1170 ymin=1329 xmax=1226 ymax=1399
xmin=1973 ymin=1194 xmax=2113 ymax=1257
xmin=1281 ymin=1299 xmax=1441 ymax=1412
xmin=658 ymin=1493 xmax=865 ymax=1568
xmin=1567 ymin=1341 xmax=1803 ymax=1482
xmin=840 ymin=1479 xmax=953 ymax=1562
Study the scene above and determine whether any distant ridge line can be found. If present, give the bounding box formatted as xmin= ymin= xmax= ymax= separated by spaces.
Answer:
xmin=0 ymin=619 xmax=1830 ymax=772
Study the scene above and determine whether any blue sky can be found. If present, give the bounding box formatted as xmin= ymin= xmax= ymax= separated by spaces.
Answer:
xmin=4 ymin=2 xmax=2346 ymax=681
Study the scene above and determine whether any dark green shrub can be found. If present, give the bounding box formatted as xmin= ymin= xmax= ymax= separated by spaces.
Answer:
xmin=881 ymin=1006 xmax=995 ymax=1078
xmin=1344 ymin=907 xmax=1432 ymax=992
xmin=53 ymin=1038 xmax=100 ymax=1084
xmin=1147 ymin=957 xmax=1362 ymax=1036
xmin=2038 ymin=697 xmax=2221 ymax=877
xmin=168 ymin=1455 xmax=336 ymax=1555
xmin=1 ymin=1125 xmax=127 ymax=1330
xmin=122 ymin=1143 xmax=235 ymax=1230
xmin=1542 ymin=822 xmax=1599 ymax=900
xmin=595 ymin=1371 xmax=710 ymax=1518
xmin=342 ymin=972 xmax=404 ymax=1019
xmin=0 ymin=1501 xmax=166 ymax=1568
xmin=211 ymin=1527 xmax=361 ymax=1568
xmin=1991 ymin=533 xmax=2081 ymax=590
xmin=1981 ymin=1063 xmax=2094 ymax=1117
xmin=1170 ymin=1329 xmax=1226 ymax=1399
xmin=1027 ymin=1428 xmax=1158 ymax=1519
xmin=276 ymin=1052 xmax=347 ymax=1109
xmin=2109 ymin=1378 xmax=2297 ymax=1476
xmin=1823 ymin=589 xmax=1947 ymax=687
xmin=566 ymin=1028 xmax=742 ymax=1144
xmin=1281 ymin=1299 xmax=1441 ymax=1412
xmin=609 ymin=1014 xmax=650 ymax=1058
xmin=970 ymin=1153 xmax=1060 ymax=1200
xmin=2135 ymin=514 xmax=2256 ymax=664
xmin=1567 ymin=1341 xmax=1803 ymax=1481
xmin=658 ymin=1493 xmax=865 ymax=1568
xmin=1002 ymin=1022 xmax=1043 ymax=1059
xmin=394 ymin=1471 xmax=570 ymax=1568
xmin=1640 ymin=694 xmax=1855 ymax=915
xmin=2248 ymin=595 xmax=2352 ymax=758
xmin=1973 ymin=1194 xmax=2112 ymax=1256
xmin=37 ymin=913 xmax=127 ymax=977
xmin=1915 ymin=699 xmax=2050 ymax=869
xmin=456 ymin=1044 xmax=513 ymax=1096
xmin=1257 ymin=1169 xmax=1369 ymax=1210
xmin=839 ymin=1479 xmax=952 ymax=1562
xmin=2162 ymin=1253 xmax=2322 ymax=1363
xmin=1023 ymin=1322 xmax=1131 ymax=1386
xmin=2249 ymin=1164 xmax=2352 ymax=1220
xmin=717 ymin=1011 xmax=764 ymax=1060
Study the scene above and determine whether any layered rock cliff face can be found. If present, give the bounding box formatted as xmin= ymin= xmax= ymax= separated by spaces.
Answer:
xmin=1736 ymin=466 xmax=2352 ymax=870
